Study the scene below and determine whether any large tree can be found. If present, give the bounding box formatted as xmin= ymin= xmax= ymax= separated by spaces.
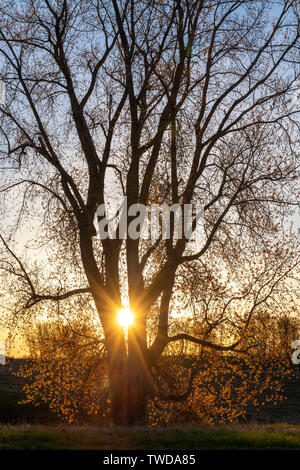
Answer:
xmin=0 ymin=0 xmax=299 ymax=424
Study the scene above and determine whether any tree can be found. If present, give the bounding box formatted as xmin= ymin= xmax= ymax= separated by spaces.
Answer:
xmin=17 ymin=239 xmax=298 ymax=425
xmin=18 ymin=311 xmax=293 ymax=426
xmin=19 ymin=318 xmax=110 ymax=423
xmin=0 ymin=0 xmax=299 ymax=425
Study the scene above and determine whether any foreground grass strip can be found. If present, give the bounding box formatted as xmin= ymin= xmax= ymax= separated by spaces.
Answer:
xmin=132 ymin=430 xmax=300 ymax=450
xmin=0 ymin=426 xmax=300 ymax=450
xmin=0 ymin=427 xmax=77 ymax=450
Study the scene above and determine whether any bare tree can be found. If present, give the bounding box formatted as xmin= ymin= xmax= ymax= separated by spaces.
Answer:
xmin=0 ymin=0 xmax=299 ymax=424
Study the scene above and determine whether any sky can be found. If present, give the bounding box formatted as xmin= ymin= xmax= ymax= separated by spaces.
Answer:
xmin=0 ymin=0 xmax=299 ymax=357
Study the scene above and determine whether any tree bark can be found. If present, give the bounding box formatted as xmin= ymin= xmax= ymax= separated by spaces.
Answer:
xmin=109 ymin=353 xmax=128 ymax=425
xmin=126 ymin=325 xmax=154 ymax=424
xmin=108 ymin=323 xmax=154 ymax=426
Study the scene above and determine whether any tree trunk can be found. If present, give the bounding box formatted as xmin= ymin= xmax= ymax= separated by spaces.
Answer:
xmin=105 ymin=321 xmax=130 ymax=425
xmin=126 ymin=367 xmax=149 ymax=425
xmin=108 ymin=326 xmax=154 ymax=426
xmin=126 ymin=325 xmax=154 ymax=425
xmin=109 ymin=355 xmax=129 ymax=425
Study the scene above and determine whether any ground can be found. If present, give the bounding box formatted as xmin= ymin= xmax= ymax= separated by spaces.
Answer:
xmin=0 ymin=424 xmax=300 ymax=449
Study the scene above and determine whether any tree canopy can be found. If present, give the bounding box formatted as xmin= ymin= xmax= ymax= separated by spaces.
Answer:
xmin=0 ymin=0 xmax=299 ymax=425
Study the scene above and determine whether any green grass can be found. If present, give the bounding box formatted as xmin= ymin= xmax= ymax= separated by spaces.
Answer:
xmin=133 ymin=429 xmax=300 ymax=450
xmin=0 ymin=424 xmax=300 ymax=450
xmin=0 ymin=427 xmax=76 ymax=450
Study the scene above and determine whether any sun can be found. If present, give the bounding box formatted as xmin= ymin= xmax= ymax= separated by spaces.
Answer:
xmin=117 ymin=307 xmax=134 ymax=328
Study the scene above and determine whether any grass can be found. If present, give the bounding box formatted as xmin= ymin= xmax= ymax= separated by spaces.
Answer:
xmin=0 ymin=424 xmax=300 ymax=450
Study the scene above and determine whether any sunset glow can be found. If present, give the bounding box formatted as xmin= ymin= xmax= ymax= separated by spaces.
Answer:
xmin=117 ymin=307 xmax=134 ymax=328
